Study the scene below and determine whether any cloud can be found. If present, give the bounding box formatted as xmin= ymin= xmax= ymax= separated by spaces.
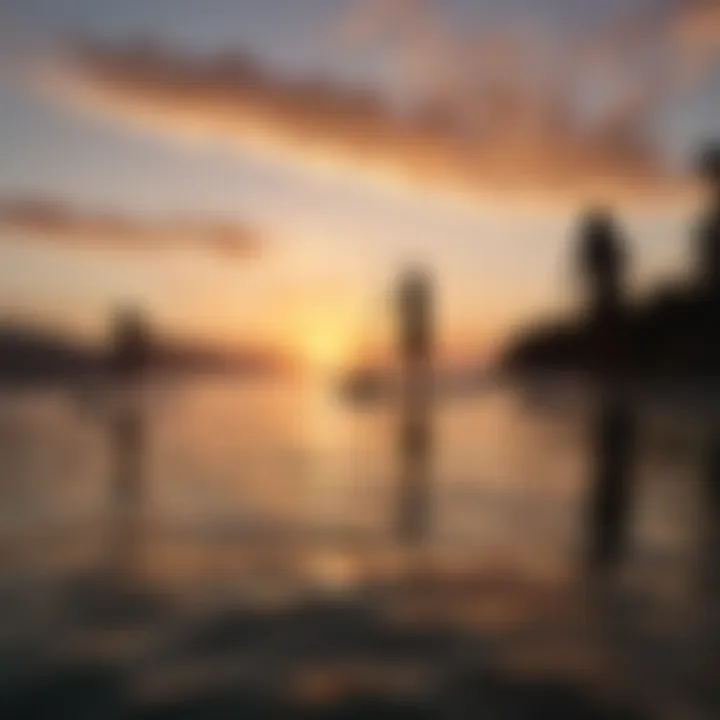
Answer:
xmin=670 ymin=0 xmax=720 ymax=76
xmin=0 ymin=197 xmax=262 ymax=258
xmin=573 ymin=1 xmax=720 ymax=87
xmin=35 ymin=2 xmax=720 ymax=208
xmin=673 ymin=0 xmax=720 ymax=45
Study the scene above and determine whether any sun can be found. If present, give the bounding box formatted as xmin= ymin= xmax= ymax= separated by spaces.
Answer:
xmin=285 ymin=289 xmax=368 ymax=375
xmin=302 ymin=324 xmax=351 ymax=373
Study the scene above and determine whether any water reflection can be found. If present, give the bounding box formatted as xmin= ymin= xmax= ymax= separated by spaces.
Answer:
xmin=702 ymin=422 xmax=720 ymax=595
xmin=0 ymin=377 xmax=718 ymax=718
xmin=699 ymin=416 xmax=720 ymax=708
xmin=586 ymin=393 xmax=637 ymax=568
xmin=396 ymin=373 xmax=433 ymax=547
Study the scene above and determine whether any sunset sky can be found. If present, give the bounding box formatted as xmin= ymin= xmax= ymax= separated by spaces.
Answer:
xmin=1 ymin=0 xmax=719 ymax=369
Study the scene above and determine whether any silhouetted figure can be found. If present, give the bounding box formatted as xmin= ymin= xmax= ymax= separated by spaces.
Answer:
xmin=577 ymin=209 xmax=629 ymax=379
xmin=578 ymin=210 xmax=626 ymax=319
xmin=396 ymin=268 xmax=434 ymax=545
xmin=697 ymin=145 xmax=720 ymax=295
xmin=577 ymin=210 xmax=637 ymax=567
xmin=691 ymin=144 xmax=720 ymax=383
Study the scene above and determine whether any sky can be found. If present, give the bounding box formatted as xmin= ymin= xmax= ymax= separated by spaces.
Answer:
xmin=0 ymin=0 xmax=719 ymax=369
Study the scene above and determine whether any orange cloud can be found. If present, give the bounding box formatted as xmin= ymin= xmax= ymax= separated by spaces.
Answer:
xmin=671 ymin=0 xmax=720 ymax=77
xmin=38 ymin=4 xmax=720 ymax=209
xmin=0 ymin=196 xmax=262 ymax=258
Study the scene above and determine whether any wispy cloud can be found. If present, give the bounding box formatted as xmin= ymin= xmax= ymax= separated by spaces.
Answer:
xmin=0 ymin=197 xmax=262 ymax=258
xmin=671 ymin=0 xmax=720 ymax=74
xmin=35 ymin=1 xmax=720 ymax=207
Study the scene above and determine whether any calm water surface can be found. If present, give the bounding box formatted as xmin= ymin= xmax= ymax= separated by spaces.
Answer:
xmin=0 ymin=377 xmax=716 ymax=718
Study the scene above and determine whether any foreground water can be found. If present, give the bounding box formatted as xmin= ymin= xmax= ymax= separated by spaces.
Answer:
xmin=0 ymin=377 xmax=717 ymax=718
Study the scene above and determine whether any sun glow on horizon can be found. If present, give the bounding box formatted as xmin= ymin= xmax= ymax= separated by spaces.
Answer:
xmin=298 ymin=320 xmax=357 ymax=376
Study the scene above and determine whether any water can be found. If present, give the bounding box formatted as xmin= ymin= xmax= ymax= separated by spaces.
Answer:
xmin=0 ymin=377 xmax=705 ymax=564
xmin=0 ymin=377 xmax=717 ymax=718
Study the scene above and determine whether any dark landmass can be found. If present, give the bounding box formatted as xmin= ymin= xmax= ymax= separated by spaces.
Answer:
xmin=0 ymin=322 xmax=282 ymax=386
xmin=500 ymin=285 xmax=720 ymax=382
